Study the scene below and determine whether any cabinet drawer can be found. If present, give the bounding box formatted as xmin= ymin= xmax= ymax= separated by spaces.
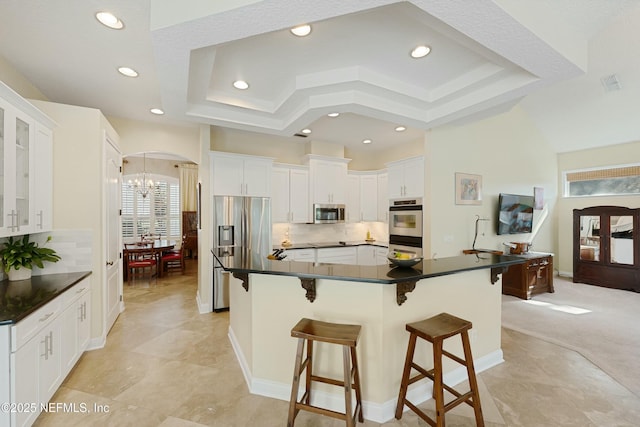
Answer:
xmin=12 ymin=297 xmax=62 ymax=352
xmin=62 ymin=278 xmax=90 ymax=306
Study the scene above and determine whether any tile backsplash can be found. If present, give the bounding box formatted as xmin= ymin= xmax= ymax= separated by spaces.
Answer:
xmin=272 ymin=222 xmax=388 ymax=246
xmin=0 ymin=229 xmax=92 ymax=280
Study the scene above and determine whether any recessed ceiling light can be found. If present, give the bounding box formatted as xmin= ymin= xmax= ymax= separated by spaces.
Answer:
xmin=150 ymin=108 xmax=164 ymax=115
xmin=301 ymin=128 xmax=312 ymax=134
xmin=327 ymin=112 xmax=340 ymax=118
xmin=395 ymin=126 xmax=406 ymax=132
xmin=233 ymin=80 xmax=249 ymax=90
xmin=96 ymin=11 xmax=124 ymax=29
xmin=291 ymin=25 xmax=312 ymax=37
xmin=117 ymin=67 xmax=138 ymax=77
xmin=410 ymin=45 xmax=431 ymax=59
xmin=362 ymin=139 xmax=372 ymax=144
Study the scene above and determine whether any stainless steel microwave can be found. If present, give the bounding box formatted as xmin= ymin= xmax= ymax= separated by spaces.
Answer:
xmin=313 ymin=204 xmax=345 ymax=224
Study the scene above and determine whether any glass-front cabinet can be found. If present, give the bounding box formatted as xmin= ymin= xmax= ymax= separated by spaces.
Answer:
xmin=0 ymin=81 xmax=54 ymax=238
xmin=0 ymin=100 xmax=33 ymax=235
xmin=573 ymin=206 xmax=640 ymax=292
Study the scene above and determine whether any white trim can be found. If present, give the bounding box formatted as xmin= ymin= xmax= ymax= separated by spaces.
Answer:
xmin=196 ymin=290 xmax=211 ymax=313
xmin=227 ymin=326 xmax=503 ymax=423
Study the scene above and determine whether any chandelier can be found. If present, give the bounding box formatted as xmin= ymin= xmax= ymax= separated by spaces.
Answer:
xmin=128 ymin=153 xmax=157 ymax=198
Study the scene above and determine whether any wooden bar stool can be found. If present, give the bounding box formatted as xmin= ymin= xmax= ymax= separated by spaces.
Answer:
xmin=395 ymin=312 xmax=484 ymax=427
xmin=287 ymin=318 xmax=364 ymax=427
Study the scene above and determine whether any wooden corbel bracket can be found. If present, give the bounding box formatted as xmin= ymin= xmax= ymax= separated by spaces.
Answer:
xmin=232 ymin=272 xmax=249 ymax=292
xmin=299 ymin=278 xmax=316 ymax=302
xmin=396 ymin=280 xmax=417 ymax=306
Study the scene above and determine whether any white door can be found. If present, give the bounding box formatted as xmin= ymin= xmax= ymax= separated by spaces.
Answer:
xmin=105 ymin=138 xmax=122 ymax=333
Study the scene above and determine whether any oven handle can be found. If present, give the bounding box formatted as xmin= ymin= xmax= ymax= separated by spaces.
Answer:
xmin=389 ymin=205 xmax=423 ymax=211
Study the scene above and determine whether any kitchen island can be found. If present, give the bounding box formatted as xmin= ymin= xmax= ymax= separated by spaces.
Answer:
xmin=214 ymin=250 xmax=523 ymax=423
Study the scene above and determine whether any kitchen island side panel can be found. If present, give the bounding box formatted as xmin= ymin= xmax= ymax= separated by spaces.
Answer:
xmin=228 ymin=268 xmax=502 ymax=421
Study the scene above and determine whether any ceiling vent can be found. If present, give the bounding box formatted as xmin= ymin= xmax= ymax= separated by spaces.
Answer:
xmin=600 ymin=74 xmax=622 ymax=92
xmin=293 ymin=133 xmax=308 ymax=138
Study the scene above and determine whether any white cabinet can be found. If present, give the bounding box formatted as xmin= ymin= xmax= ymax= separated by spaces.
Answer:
xmin=357 ymin=245 xmax=389 ymax=265
xmin=285 ymin=248 xmax=316 ymax=262
xmin=0 ymin=82 xmax=55 ymax=238
xmin=347 ymin=172 xmax=378 ymax=222
xmin=33 ymin=125 xmax=53 ymax=232
xmin=360 ymin=174 xmax=378 ymax=222
xmin=306 ymin=155 xmax=350 ymax=204
xmin=211 ymin=151 xmax=273 ymax=197
xmin=3 ymin=277 xmax=91 ymax=427
xmin=377 ymin=173 xmax=388 ymax=222
xmin=387 ymin=156 xmax=424 ymax=199
xmin=316 ymin=247 xmax=357 ymax=264
xmin=272 ymin=165 xmax=309 ymax=223
xmin=346 ymin=174 xmax=360 ymax=223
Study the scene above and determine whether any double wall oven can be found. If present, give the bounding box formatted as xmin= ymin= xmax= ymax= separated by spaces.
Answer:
xmin=389 ymin=198 xmax=423 ymax=257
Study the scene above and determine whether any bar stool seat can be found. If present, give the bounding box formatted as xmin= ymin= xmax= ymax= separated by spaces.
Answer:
xmin=395 ymin=312 xmax=484 ymax=427
xmin=287 ymin=318 xmax=364 ymax=427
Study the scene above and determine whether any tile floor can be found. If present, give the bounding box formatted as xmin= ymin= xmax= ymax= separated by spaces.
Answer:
xmin=34 ymin=260 xmax=640 ymax=426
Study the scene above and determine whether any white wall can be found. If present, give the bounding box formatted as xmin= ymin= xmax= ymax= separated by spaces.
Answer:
xmin=556 ymin=140 xmax=640 ymax=275
xmin=427 ymin=106 xmax=558 ymax=259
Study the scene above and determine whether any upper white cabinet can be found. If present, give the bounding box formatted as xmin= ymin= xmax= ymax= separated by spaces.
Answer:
xmin=272 ymin=164 xmax=309 ymax=223
xmin=377 ymin=172 xmax=388 ymax=222
xmin=211 ymin=151 xmax=273 ymax=197
xmin=360 ymin=173 xmax=378 ymax=221
xmin=0 ymin=81 xmax=55 ymax=237
xmin=306 ymin=155 xmax=350 ymax=204
xmin=33 ymin=125 xmax=53 ymax=232
xmin=346 ymin=174 xmax=360 ymax=223
xmin=386 ymin=156 xmax=424 ymax=199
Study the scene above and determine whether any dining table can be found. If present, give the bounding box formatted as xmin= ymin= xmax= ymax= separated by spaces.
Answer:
xmin=123 ymin=239 xmax=176 ymax=281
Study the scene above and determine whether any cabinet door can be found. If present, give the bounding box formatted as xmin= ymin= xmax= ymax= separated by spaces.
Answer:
xmin=60 ymin=302 xmax=79 ymax=374
xmin=346 ymin=174 xmax=360 ymax=222
xmin=243 ymin=158 xmax=271 ymax=197
xmin=387 ymin=165 xmax=404 ymax=199
xmin=289 ymin=168 xmax=309 ymax=223
xmin=38 ymin=323 xmax=62 ymax=404
xmin=360 ymin=174 xmax=378 ymax=221
xmin=328 ymin=162 xmax=347 ymax=204
xmin=0 ymin=101 xmax=19 ymax=236
xmin=377 ymin=173 xmax=388 ymax=222
xmin=357 ymin=245 xmax=375 ymax=265
xmin=33 ymin=125 xmax=53 ymax=232
xmin=403 ymin=157 xmax=424 ymax=198
xmin=271 ymin=167 xmax=290 ymax=223
xmin=77 ymin=292 xmax=91 ymax=353
xmin=14 ymin=112 xmax=33 ymax=233
xmin=376 ymin=247 xmax=389 ymax=264
xmin=11 ymin=336 xmax=40 ymax=427
xmin=212 ymin=155 xmax=244 ymax=196
xmin=312 ymin=161 xmax=333 ymax=203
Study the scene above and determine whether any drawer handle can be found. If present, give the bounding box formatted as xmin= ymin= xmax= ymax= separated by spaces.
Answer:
xmin=39 ymin=312 xmax=54 ymax=322
xmin=76 ymin=287 xmax=87 ymax=294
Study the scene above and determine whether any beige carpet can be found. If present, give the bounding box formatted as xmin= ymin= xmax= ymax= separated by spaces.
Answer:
xmin=501 ymin=275 xmax=640 ymax=397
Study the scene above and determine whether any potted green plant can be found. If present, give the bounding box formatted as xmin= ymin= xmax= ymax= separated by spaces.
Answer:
xmin=1 ymin=235 xmax=61 ymax=281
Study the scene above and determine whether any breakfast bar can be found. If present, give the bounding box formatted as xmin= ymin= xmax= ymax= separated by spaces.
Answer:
xmin=214 ymin=251 xmax=524 ymax=423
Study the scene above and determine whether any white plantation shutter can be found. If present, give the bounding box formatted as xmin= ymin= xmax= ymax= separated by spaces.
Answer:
xmin=122 ymin=175 xmax=181 ymax=240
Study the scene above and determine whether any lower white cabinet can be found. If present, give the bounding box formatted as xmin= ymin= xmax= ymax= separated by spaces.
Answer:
xmin=357 ymin=245 xmax=390 ymax=265
xmin=285 ymin=248 xmax=316 ymax=262
xmin=316 ymin=247 xmax=357 ymax=265
xmin=4 ymin=278 xmax=91 ymax=427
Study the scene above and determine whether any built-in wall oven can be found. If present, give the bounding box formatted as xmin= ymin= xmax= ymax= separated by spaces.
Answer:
xmin=389 ymin=198 xmax=423 ymax=257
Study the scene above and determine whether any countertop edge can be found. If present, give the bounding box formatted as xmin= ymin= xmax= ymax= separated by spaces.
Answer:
xmin=0 ymin=271 xmax=93 ymax=325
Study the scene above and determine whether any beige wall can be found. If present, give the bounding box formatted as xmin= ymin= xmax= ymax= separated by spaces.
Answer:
xmin=556 ymin=140 xmax=640 ymax=275
xmin=427 ymin=106 xmax=558 ymax=259
xmin=0 ymin=55 xmax=48 ymax=101
xmin=31 ymin=100 xmax=120 ymax=340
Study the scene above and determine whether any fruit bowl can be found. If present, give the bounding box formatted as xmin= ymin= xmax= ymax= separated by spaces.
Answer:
xmin=387 ymin=253 xmax=423 ymax=268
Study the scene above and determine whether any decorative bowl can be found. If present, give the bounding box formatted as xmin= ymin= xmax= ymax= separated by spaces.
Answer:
xmin=387 ymin=254 xmax=423 ymax=268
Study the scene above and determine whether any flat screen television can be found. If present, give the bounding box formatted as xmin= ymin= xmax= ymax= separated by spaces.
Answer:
xmin=497 ymin=193 xmax=534 ymax=235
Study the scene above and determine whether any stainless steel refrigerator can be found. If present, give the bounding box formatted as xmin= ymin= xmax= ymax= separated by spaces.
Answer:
xmin=212 ymin=196 xmax=271 ymax=311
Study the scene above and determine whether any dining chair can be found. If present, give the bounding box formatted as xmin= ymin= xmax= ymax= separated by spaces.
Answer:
xmin=160 ymin=236 xmax=185 ymax=275
xmin=124 ymin=244 xmax=157 ymax=284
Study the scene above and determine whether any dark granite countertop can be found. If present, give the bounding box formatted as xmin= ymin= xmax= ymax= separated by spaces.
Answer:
xmin=273 ymin=240 xmax=389 ymax=250
xmin=213 ymin=249 xmax=524 ymax=285
xmin=0 ymin=271 xmax=92 ymax=325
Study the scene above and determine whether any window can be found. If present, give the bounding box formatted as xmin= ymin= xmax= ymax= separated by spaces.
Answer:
xmin=122 ymin=175 xmax=181 ymax=240
xmin=563 ymin=164 xmax=640 ymax=197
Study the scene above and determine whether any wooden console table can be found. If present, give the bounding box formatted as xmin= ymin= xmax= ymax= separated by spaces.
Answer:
xmin=501 ymin=253 xmax=554 ymax=299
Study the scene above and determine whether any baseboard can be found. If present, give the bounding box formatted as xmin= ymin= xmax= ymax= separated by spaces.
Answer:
xmin=225 ymin=332 xmax=503 ymax=424
xmin=87 ymin=335 xmax=106 ymax=351
xmin=558 ymin=270 xmax=572 ymax=278
xmin=196 ymin=290 xmax=211 ymax=314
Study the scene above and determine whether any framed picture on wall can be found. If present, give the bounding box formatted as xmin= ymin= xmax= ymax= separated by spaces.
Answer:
xmin=455 ymin=173 xmax=482 ymax=205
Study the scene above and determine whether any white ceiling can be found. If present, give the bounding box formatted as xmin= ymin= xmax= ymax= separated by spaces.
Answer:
xmin=0 ymin=0 xmax=639 ymax=153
